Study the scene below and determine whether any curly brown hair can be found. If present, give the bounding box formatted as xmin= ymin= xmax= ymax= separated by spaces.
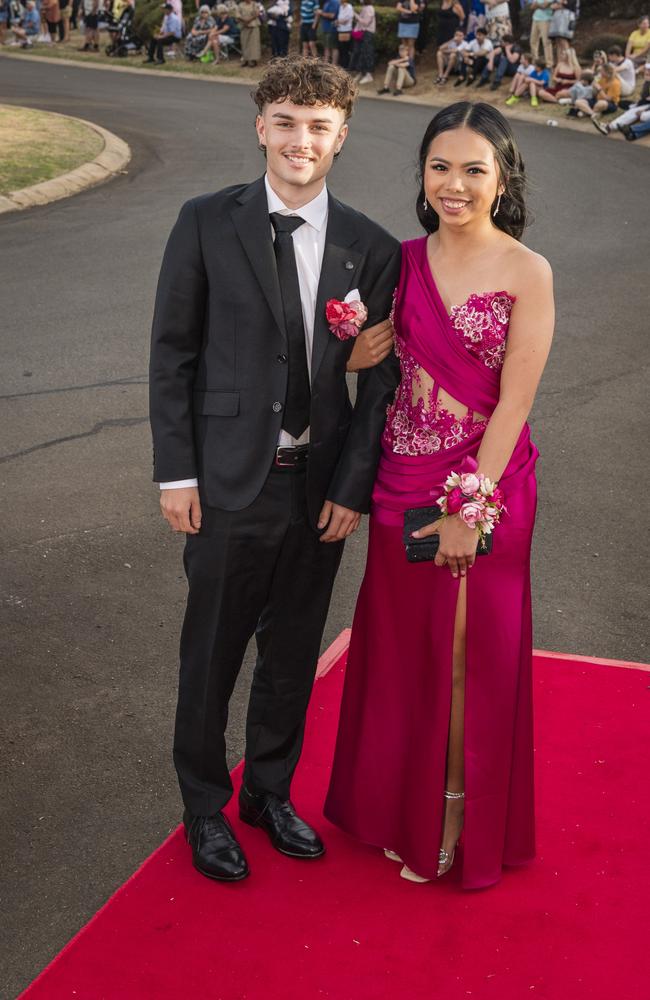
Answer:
xmin=252 ymin=57 xmax=358 ymax=120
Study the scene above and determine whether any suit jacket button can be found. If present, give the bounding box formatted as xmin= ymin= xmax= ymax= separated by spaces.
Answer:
xmin=344 ymin=260 xmax=354 ymax=270
xmin=276 ymin=354 xmax=287 ymax=364
xmin=272 ymin=401 xmax=283 ymax=413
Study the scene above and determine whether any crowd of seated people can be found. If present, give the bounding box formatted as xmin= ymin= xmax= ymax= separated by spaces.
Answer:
xmin=424 ymin=2 xmax=647 ymax=142
xmin=3 ymin=0 xmax=647 ymax=142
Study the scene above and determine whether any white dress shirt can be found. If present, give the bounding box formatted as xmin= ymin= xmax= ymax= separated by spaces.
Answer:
xmin=160 ymin=175 xmax=329 ymax=490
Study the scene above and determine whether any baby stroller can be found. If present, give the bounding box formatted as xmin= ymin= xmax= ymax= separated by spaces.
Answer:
xmin=105 ymin=6 xmax=143 ymax=57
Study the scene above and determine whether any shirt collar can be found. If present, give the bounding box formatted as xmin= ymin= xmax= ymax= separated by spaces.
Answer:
xmin=264 ymin=174 xmax=329 ymax=233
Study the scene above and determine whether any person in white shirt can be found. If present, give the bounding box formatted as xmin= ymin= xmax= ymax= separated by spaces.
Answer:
xmin=150 ymin=58 xmax=400 ymax=884
xmin=435 ymin=29 xmax=467 ymax=85
xmin=607 ymin=44 xmax=637 ymax=98
xmin=454 ymin=26 xmax=493 ymax=86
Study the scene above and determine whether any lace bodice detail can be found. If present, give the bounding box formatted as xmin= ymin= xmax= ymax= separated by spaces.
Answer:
xmin=383 ymin=290 xmax=516 ymax=457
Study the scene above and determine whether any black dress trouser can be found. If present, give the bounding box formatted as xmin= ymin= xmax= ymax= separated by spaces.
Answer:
xmin=173 ymin=462 xmax=345 ymax=817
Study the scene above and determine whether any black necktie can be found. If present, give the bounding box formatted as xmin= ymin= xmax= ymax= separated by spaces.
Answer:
xmin=270 ymin=212 xmax=311 ymax=440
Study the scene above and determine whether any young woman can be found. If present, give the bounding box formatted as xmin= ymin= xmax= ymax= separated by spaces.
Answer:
xmin=325 ymin=102 xmax=555 ymax=889
xmin=396 ymin=0 xmax=423 ymax=61
xmin=349 ymin=0 xmax=376 ymax=85
xmin=544 ymin=41 xmax=581 ymax=101
xmin=335 ymin=0 xmax=354 ymax=68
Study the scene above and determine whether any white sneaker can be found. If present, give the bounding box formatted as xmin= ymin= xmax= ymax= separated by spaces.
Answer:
xmin=558 ymin=97 xmax=571 ymax=105
xmin=359 ymin=73 xmax=373 ymax=85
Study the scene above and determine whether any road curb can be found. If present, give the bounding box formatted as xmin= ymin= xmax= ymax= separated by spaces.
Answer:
xmin=0 ymin=106 xmax=131 ymax=214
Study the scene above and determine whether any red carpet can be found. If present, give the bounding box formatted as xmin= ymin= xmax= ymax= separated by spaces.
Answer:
xmin=22 ymin=638 xmax=650 ymax=1000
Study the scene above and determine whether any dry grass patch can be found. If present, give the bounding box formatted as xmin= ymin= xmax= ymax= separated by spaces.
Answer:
xmin=0 ymin=105 xmax=104 ymax=196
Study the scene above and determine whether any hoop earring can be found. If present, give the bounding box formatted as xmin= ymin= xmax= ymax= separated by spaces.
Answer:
xmin=493 ymin=192 xmax=502 ymax=218
xmin=423 ymin=195 xmax=428 ymax=211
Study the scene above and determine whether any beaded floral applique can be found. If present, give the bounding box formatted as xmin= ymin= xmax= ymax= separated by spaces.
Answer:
xmin=383 ymin=291 xmax=516 ymax=456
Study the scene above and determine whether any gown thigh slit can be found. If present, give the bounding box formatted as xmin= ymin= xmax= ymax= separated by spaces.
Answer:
xmin=325 ymin=237 xmax=539 ymax=889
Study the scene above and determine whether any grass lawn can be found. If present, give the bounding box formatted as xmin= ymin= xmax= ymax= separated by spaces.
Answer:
xmin=0 ymin=104 xmax=104 ymax=196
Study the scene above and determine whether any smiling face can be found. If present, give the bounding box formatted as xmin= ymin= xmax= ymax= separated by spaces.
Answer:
xmin=255 ymin=100 xmax=348 ymax=208
xmin=423 ymin=126 xmax=503 ymax=229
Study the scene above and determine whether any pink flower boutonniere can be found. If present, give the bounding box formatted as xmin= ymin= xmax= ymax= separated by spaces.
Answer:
xmin=326 ymin=293 xmax=368 ymax=341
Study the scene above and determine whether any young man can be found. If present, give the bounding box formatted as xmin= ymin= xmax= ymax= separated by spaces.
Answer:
xmin=149 ymin=58 xmax=400 ymax=883
xmin=478 ymin=32 xmax=522 ymax=90
xmin=607 ymin=44 xmax=637 ymax=99
xmin=454 ymin=27 xmax=493 ymax=86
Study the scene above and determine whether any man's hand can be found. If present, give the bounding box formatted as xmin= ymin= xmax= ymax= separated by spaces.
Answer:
xmin=318 ymin=500 xmax=361 ymax=542
xmin=346 ymin=318 xmax=394 ymax=372
xmin=160 ymin=487 xmax=203 ymax=535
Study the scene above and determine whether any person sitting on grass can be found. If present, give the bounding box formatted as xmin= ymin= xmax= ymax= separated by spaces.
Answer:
xmin=211 ymin=5 xmax=239 ymax=58
xmin=10 ymin=0 xmax=39 ymax=46
xmin=143 ymin=1 xmax=183 ymax=64
xmin=625 ymin=15 xmax=650 ymax=69
xmin=556 ymin=70 xmax=594 ymax=116
xmin=377 ymin=40 xmax=415 ymax=96
xmin=544 ymin=39 xmax=581 ymax=99
xmin=617 ymin=114 xmax=650 ymax=140
xmin=572 ymin=62 xmax=621 ymax=125
xmin=476 ymin=32 xmax=522 ymax=90
xmin=185 ymin=4 xmax=215 ymax=61
xmin=589 ymin=48 xmax=607 ymax=79
xmin=592 ymin=62 xmax=650 ymax=136
xmin=505 ymin=55 xmax=548 ymax=107
xmin=454 ymin=26 xmax=494 ymax=87
xmin=435 ymin=28 xmax=468 ymax=85
xmin=607 ymin=44 xmax=637 ymax=99
xmin=504 ymin=50 xmax=534 ymax=102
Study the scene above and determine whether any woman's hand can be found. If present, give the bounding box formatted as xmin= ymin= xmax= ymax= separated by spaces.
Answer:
xmin=346 ymin=318 xmax=394 ymax=372
xmin=412 ymin=514 xmax=479 ymax=578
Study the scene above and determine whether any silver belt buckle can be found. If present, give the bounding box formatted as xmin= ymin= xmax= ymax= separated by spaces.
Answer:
xmin=275 ymin=446 xmax=294 ymax=467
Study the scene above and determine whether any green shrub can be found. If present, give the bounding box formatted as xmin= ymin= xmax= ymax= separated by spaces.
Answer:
xmin=133 ymin=0 xmax=197 ymax=42
xmin=581 ymin=33 xmax=628 ymax=59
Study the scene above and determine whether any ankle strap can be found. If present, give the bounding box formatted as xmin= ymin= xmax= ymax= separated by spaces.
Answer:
xmin=444 ymin=790 xmax=465 ymax=799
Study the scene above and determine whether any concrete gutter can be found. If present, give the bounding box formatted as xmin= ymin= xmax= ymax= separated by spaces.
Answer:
xmin=0 ymin=108 xmax=131 ymax=214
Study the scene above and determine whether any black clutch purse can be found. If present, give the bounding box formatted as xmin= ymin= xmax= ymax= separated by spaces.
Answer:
xmin=403 ymin=506 xmax=493 ymax=563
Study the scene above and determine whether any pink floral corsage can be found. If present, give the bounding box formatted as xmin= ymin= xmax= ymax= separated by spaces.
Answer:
xmin=435 ymin=466 xmax=506 ymax=546
xmin=326 ymin=297 xmax=368 ymax=341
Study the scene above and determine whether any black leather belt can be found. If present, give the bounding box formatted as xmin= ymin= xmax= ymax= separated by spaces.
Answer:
xmin=274 ymin=445 xmax=309 ymax=468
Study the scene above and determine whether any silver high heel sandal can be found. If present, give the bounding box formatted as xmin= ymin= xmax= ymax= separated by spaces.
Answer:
xmin=399 ymin=789 xmax=465 ymax=883
xmin=437 ymin=789 xmax=465 ymax=878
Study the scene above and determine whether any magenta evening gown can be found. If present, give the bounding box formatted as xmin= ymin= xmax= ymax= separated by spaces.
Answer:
xmin=324 ymin=238 xmax=539 ymax=889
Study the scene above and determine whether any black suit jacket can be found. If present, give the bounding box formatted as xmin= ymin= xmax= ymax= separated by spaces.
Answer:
xmin=149 ymin=176 xmax=401 ymax=527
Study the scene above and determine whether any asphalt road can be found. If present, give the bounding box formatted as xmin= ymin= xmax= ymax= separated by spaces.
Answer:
xmin=1 ymin=56 xmax=648 ymax=998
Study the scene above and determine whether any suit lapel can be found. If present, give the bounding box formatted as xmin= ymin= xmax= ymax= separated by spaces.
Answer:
xmin=312 ymin=196 xmax=362 ymax=382
xmin=230 ymin=177 xmax=287 ymax=344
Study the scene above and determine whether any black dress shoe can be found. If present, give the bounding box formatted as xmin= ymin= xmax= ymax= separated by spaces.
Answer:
xmin=239 ymin=786 xmax=325 ymax=859
xmin=183 ymin=809 xmax=250 ymax=882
